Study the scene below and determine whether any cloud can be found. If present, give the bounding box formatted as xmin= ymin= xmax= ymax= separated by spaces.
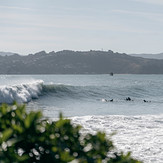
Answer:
xmin=132 ymin=0 xmax=163 ymax=5
xmin=1 ymin=15 xmax=154 ymax=35
xmin=0 ymin=5 xmax=33 ymax=11
xmin=113 ymin=9 xmax=163 ymax=23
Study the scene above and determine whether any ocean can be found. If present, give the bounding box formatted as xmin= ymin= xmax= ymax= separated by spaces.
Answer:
xmin=0 ymin=74 xmax=163 ymax=162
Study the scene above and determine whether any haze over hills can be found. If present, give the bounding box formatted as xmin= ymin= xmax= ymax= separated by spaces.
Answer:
xmin=130 ymin=53 xmax=163 ymax=59
xmin=1 ymin=50 xmax=163 ymax=74
xmin=0 ymin=52 xmax=17 ymax=56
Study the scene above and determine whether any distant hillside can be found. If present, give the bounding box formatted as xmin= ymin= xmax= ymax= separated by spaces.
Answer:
xmin=0 ymin=52 xmax=17 ymax=56
xmin=1 ymin=50 xmax=163 ymax=74
xmin=130 ymin=53 xmax=163 ymax=59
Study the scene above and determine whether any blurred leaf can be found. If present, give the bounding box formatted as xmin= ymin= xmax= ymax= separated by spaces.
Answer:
xmin=1 ymin=129 xmax=13 ymax=142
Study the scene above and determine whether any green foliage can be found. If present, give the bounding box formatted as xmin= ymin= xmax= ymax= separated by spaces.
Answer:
xmin=0 ymin=103 xmax=142 ymax=163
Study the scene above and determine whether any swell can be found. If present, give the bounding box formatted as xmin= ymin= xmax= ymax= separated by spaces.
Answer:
xmin=0 ymin=80 xmax=157 ymax=104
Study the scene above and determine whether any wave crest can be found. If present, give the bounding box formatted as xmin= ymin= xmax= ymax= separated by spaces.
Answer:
xmin=0 ymin=80 xmax=43 ymax=104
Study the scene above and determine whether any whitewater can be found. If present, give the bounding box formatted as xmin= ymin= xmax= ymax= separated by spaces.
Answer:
xmin=0 ymin=74 xmax=163 ymax=162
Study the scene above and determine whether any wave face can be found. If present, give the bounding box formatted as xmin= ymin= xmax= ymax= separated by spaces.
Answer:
xmin=0 ymin=81 xmax=96 ymax=104
xmin=0 ymin=82 xmax=97 ymax=104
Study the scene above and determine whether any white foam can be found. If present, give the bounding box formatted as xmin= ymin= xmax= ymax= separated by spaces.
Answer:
xmin=0 ymin=80 xmax=43 ymax=104
xmin=71 ymin=114 xmax=163 ymax=163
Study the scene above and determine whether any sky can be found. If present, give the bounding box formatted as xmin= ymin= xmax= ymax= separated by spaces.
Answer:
xmin=0 ymin=0 xmax=163 ymax=55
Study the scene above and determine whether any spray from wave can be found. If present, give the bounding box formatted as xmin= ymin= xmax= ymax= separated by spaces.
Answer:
xmin=0 ymin=80 xmax=44 ymax=104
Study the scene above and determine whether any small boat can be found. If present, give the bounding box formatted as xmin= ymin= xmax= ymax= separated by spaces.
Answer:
xmin=110 ymin=72 xmax=113 ymax=76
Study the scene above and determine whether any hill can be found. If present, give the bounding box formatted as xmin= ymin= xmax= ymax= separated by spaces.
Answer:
xmin=130 ymin=53 xmax=163 ymax=59
xmin=0 ymin=50 xmax=163 ymax=74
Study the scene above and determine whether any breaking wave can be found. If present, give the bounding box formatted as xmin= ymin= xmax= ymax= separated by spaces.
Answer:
xmin=0 ymin=80 xmax=44 ymax=104
xmin=0 ymin=81 xmax=91 ymax=104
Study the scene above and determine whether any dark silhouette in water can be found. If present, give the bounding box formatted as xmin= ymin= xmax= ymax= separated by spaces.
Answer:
xmin=102 ymin=99 xmax=113 ymax=102
xmin=126 ymin=97 xmax=132 ymax=101
xmin=143 ymin=100 xmax=151 ymax=102
xmin=110 ymin=72 xmax=114 ymax=76
xmin=102 ymin=97 xmax=152 ymax=103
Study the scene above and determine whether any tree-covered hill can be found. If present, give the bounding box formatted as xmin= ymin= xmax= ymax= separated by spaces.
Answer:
xmin=0 ymin=50 xmax=163 ymax=74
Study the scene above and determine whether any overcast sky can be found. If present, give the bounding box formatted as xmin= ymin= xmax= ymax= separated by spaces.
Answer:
xmin=0 ymin=0 xmax=163 ymax=55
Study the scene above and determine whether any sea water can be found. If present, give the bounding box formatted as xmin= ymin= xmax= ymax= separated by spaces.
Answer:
xmin=0 ymin=74 xmax=163 ymax=162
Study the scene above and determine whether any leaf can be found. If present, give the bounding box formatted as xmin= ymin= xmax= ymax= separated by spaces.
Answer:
xmin=60 ymin=151 xmax=74 ymax=162
xmin=12 ymin=124 xmax=24 ymax=133
xmin=1 ymin=129 xmax=13 ymax=142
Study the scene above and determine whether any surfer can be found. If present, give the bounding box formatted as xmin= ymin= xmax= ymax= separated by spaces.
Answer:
xmin=126 ymin=97 xmax=131 ymax=101
xmin=143 ymin=100 xmax=151 ymax=102
xmin=125 ymin=97 xmax=134 ymax=101
xmin=102 ymin=99 xmax=113 ymax=102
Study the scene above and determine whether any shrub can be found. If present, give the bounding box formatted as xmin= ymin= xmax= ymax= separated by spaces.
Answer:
xmin=0 ymin=103 xmax=142 ymax=163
